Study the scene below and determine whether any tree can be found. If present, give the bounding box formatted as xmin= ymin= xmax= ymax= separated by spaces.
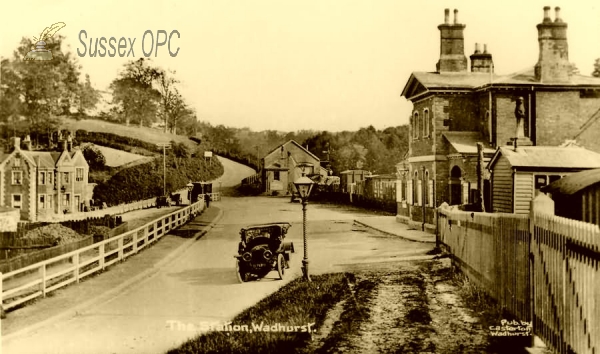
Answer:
xmin=154 ymin=68 xmax=180 ymax=133
xmin=1 ymin=35 xmax=97 ymax=144
xmin=110 ymin=58 xmax=161 ymax=127
xmin=77 ymin=74 xmax=100 ymax=116
xmin=593 ymin=58 xmax=600 ymax=78
xmin=82 ymin=144 xmax=106 ymax=170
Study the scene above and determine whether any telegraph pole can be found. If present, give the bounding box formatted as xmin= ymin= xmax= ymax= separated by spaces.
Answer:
xmin=157 ymin=143 xmax=171 ymax=195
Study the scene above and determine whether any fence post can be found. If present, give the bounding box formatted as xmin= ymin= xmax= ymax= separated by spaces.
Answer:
xmin=133 ymin=229 xmax=139 ymax=254
xmin=118 ymin=237 xmax=123 ymax=261
xmin=528 ymin=193 xmax=555 ymax=349
xmin=39 ymin=264 xmax=47 ymax=297
xmin=73 ymin=253 xmax=80 ymax=283
xmin=99 ymin=243 xmax=105 ymax=270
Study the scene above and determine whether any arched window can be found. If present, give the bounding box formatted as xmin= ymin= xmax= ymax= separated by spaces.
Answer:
xmin=423 ymin=109 xmax=430 ymax=138
xmin=413 ymin=112 xmax=419 ymax=140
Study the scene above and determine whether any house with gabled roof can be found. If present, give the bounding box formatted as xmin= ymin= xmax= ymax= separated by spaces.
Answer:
xmin=399 ymin=7 xmax=600 ymax=230
xmin=0 ymin=137 xmax=92 ymax=221
xmin=261 ymin=140 xmax=326 ymax=196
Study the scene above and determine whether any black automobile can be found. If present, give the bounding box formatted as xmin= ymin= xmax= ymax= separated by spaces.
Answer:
xmin=156 ymin=195 xmax=171 ymax=208
xmin=234 ymin=222 xmax=294 ymax=282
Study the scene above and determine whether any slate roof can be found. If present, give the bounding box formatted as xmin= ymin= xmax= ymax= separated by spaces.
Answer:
xmin=487 ymin=146 xmax=600 ymax=170
xmin=542 ymin=168 xmax=600 ymax=196
xmin=402 ymin=68 xmax=600 ymax=100
xmin=24 ymin=151 xmax=59 ymax=168
xmin=263 ymin=140 xmax=320 ymax=162
xmin=443 ymin=132 xmax=496 ymax=155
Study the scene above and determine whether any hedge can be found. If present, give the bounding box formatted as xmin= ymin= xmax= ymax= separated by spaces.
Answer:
xmin=75 ymin=130 xmax=160 ymax=155
xmin=92 ymin=155 xmax=224 ymax=206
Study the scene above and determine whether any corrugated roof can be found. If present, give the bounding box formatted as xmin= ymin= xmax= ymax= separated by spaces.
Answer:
xmin=542 ymin=168 xmax=600 ymax=196
xmin=443 ymin=132 xmax=496 ymax=155
xmin=494 ymin=146 xmax=600 ymax=169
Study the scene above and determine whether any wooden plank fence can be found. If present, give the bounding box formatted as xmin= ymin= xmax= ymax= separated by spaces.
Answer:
xmin=437 ymin=195 xmax=600 ymax=354
xmin=0 ymin=197 xmax=206 ymax=312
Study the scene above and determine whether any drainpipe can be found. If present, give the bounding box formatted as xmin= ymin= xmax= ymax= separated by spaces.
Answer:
xmin=421 ymin=165 xmax=426 ymax=231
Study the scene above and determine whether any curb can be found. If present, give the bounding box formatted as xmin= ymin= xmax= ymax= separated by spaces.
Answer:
xmin=2 ymin=208 xmax=224 ymax=343
xmin=353 ymin=220 xmax=436 ymax=244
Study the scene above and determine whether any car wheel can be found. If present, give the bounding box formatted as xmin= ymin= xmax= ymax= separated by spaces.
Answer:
xmin=277 ymin=254 xmax=285 ymax=280
xmin=236 ymin=260 xmax=246 ymax=283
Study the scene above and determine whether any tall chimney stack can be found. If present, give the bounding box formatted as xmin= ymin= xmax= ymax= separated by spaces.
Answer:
xmin=436 ymin=8 xmax=468 ymax=73
xmin=534 ymin=6 xmax=570 ymax=82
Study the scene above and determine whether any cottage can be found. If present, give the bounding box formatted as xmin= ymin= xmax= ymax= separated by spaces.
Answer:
xmin=399 ymin=7 xmax=600 ymax=229
xmin=261 ymin=140 xmax=324 ymax=196
xmin=542 ymin=168 xmax=600 ymax=226
xmin=0 ymin=137 xmax=92 ymax=221
xmin=487 ymin=146 xmax=600 ymax=215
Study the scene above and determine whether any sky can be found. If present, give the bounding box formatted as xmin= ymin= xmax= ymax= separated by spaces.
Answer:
xmin=1 ymin=0 xmax=600 ymax=133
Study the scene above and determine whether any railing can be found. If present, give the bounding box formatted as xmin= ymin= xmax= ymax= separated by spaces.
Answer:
xmin=37 ymin=188 xmax=189 ymax=222
xmin=0 ymin=198 xmax=206 ymax=312
xmin=208 ymin=192 xmax=221 ymax=202
xmin=242 ymin=174 xmax=260 ymax=186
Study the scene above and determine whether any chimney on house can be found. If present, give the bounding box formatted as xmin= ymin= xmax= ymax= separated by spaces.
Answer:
xmin=534 ymin=6 xmax=570 ymax=82
xmin=436 ymin=8 xmax=468 ymax=73
xmin=62 ymin=140 xmax=68 ymax=152
xmin=470 ymin=43 xmax=494 ymax=73
xmin=23 ymin=135 xmax=32 ymax=151
xmin=13 ymin=137 xmax=21 ymax=151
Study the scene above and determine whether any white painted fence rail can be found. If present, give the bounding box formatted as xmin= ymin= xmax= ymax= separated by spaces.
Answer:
xmin=0 ymin=198 xmax=206 ymax=311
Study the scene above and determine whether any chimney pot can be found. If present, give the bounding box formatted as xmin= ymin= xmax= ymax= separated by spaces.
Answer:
xmin=554 ymin=7 xmax=562 ymax=22
xmin=483 ymin=44 xmax=488 ymax=53
xmin=14 ymin=137 xmax=21 ymax=150
xmin=474 ymin=43 xmax=480 ymax=54
xmin=444 ymin=8 xmax=450 ymax=24
xmin=453 ymin=9 xmax=459 ymax=24
xmin=543 ymin=6 xmax=552 ymax=22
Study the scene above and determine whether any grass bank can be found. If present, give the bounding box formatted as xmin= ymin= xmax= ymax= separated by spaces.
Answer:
xmin=167 ymin=273 xmax=354 ymax=354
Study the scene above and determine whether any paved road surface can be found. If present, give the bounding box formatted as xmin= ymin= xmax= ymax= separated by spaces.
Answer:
xmin=211 ymin=156 xmax=256 ymax=194
xmin=3 ymin=197 xmax=431 ymax=354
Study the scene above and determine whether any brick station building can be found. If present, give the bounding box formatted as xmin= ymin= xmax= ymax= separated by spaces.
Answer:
xmin=399 ymin=7 xmax=600 ymax=230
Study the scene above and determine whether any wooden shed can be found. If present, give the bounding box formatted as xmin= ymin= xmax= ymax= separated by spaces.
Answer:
xmin=486 ymin=146 xmax=600 ymax=214
xmin=542 ymin=168 xmax=600 ymax=226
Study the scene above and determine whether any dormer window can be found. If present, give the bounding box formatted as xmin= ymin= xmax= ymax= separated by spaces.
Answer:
xmin=13 ymin=158 xmax=21 ymax=168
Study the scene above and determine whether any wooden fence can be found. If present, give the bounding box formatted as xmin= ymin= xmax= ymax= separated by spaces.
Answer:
xmin=0 ymin=198 xmax=206 ymax=311
xmin=437 ymin=195 xmax=600 ymax=354
xmin=437 ymin=208 xmax=531 ymax=322
xmin=531 ymin=212 xmax=600 ymax=354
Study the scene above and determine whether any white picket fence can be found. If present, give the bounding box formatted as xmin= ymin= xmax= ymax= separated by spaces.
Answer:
xmin=0 ymin=198 xmax=206 ymax=311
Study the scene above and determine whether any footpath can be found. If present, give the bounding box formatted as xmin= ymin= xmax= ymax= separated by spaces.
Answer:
xmin=1 ymin=206 xmax=223 ymax=340
xmin=353 ymin=216 xmax=436 ymax=243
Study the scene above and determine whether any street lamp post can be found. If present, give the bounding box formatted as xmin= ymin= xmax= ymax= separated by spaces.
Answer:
xmin=157 ymin=143 xmax=171 ymax=196
xmin=293 ymin=175 xmax=315 ymax=282
xmin=186 ymin=181 xmax=194 ymax=204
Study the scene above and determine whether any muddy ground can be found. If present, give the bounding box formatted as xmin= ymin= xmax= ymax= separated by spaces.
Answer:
xmin=307 ymin=257 xmax=532 ymax=354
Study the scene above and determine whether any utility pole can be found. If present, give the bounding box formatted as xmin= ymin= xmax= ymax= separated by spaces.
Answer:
xmin=157 ymin=143 xmax=171 ymax=196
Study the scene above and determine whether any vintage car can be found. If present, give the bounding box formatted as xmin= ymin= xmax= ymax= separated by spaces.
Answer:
xmin=234 ymin=222 xmax=294 ymax=282
xmin=156 ymin=195 xmax=171 ymax=208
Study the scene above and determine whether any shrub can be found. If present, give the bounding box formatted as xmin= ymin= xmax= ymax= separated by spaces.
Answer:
xmin=82 ymin=144 xmax=107 ymax=170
